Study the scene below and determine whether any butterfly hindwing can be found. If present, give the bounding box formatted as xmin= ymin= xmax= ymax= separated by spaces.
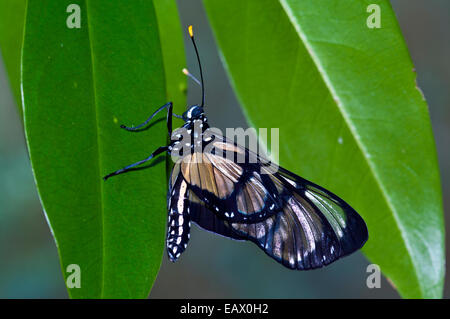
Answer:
xmin=166 ymin=167 xmax=191 ymax=262
xmin=188 ymin=189 xmax=244 ymax=241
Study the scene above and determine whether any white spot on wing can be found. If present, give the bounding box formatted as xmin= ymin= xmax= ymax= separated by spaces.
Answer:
xmin=177 ymin=181 xmax=188 ymax=213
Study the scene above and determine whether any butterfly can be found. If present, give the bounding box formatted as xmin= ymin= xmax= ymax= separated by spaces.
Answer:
xmin=104 ymin=25 xmax=368 ymax=270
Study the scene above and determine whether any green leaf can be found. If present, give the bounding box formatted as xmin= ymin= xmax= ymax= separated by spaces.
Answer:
xmin=21 ymin=0 xmax=185 ymax=298
xmin=0 ymin=0 xmax=27 ymax=114
xmin=153 ymin=0 xmax=187 ymax=115
xmin=203 ymin=0 xmax=444 ymax=298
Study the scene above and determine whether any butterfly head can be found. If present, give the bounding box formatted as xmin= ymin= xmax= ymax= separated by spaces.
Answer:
xmin=182 ymin=105 xmax=204 ymax=121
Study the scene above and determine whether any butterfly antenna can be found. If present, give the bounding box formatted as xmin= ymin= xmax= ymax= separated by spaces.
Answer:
xmin=188 ymin=25 xmax=205 ymax=107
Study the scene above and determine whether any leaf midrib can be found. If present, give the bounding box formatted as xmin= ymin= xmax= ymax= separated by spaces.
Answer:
xmin=85 ymin=0 xmax=105 ymax=298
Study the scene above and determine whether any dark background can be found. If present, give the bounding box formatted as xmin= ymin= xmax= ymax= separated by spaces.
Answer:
xmin=0 ymin=0 xmax=448 ymax=298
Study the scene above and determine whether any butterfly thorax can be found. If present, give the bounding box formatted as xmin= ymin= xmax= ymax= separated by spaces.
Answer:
xmin=168 ymin=106 xmax=213 ymax=157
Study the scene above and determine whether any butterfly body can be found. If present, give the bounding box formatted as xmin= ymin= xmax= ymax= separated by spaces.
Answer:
xmin=104 ymin=27 xmax=368 ymax=271
xmin=164 ymin=105 xmax=368 ymax=269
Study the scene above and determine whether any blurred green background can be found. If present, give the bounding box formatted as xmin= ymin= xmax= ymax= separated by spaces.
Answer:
xmin=0 ymin=0 xmax=448 ymax=298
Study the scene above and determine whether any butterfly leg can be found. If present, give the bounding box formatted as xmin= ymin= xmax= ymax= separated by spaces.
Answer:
xmin=166 ymin=100 xmax=173 ymax=136
xmin=120 ymin=102 xmax=174 ymax=132
xmin=103 ymin=145 xmax=168 ymax=181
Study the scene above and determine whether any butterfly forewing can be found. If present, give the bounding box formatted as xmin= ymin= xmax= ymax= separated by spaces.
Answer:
xmin=275 ymin=166 xmax=369 ymax=255
xmin=167 ymin=160 xmax=243 ymax=262
xmin=181 ymin=138 xmax=283 ymax=223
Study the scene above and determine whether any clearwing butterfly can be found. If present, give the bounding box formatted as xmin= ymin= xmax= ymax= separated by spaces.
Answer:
xmin=104 ymin=25 xmax=368 ymax=270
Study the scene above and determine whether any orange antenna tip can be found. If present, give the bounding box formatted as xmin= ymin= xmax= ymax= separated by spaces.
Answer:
xmin=188 ymin=25 xmax=194 ymax=37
